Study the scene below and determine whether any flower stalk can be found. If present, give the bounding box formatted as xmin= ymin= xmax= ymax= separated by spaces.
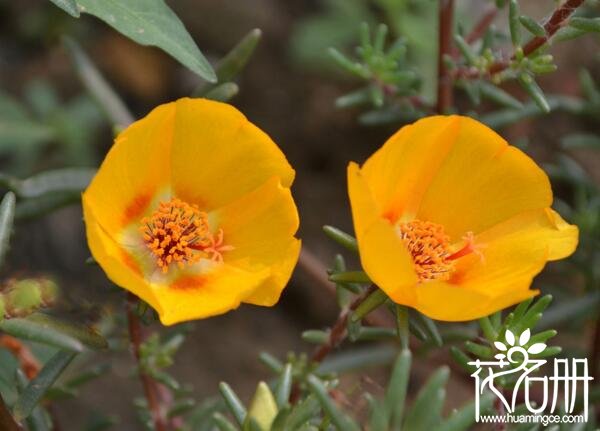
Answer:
xmin=126 ymin=294 xmax=168 ymax=431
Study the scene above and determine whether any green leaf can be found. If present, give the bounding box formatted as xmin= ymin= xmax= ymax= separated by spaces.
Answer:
xmin=479 ymin=81 xmax=523 ymax=109
xmin=0 ymin=192 xmax=15 ymax=270
xmin=317 ymin=345 xmax=396 ymax=374
xmin=302 ymin=330 xmax=329 ymax=344
xmin=13 ymin=351 xmax=77 ymax=421
xmin=275 ymin=364 xmax=292 ymax=409
xmin=306 ymin=375 xmax=360 ymax=431
xmin=553 ymin=26 xmax=586 ymax=42
xmin=62 ymin=37 xmax=134 ymax=128
xmin=12 ymin=168 xmax=95 ymax=199
xmin=328 ymin=271 xmax=370 ymax=284
xmin=437 ymin=393 xmax=494 ymax=431
xmin=518 ymin=74 xmax=550 ymax=113
xmin=569 ymin=17 xmax=600 ymax=33
xmin=0 ymin=314 xmax=107 ymax=352
xmin=216 ymin=29 xmax=262 ymax=83
xmin=478 ymin=316 xmax=498 ymax=341
xmin=453 ymin=35 xmax=477 ymax=65
xmin=508 ymin=0 xmax=521 ymax=46
xmin=213 ymin=412 xmax=237 ymax=431
xmin=385 ymin=349 xmax=411 ymax=430
xmin=322 ymin=225 xmax=358 ymax=252
xmin=413 ymin=312 xmax=443 ymax=347
xmin=48 ymin=0 xmax=80 ymax=17
xmin=285 ymin=395 xmax=319 ymax=430
xmin=218 ymin=382 xmax=246 ymax=426
xmin=203 ymin=83 xmax=239 ymax=102
xmin=15 ymin=192 xmax=81 ymax=221
xmin=403 ymin=367 xmax=449 ymax=431
xmin=270 ymin=406 xmax=291 ymax=431
xmin=74 ymin=0 xmax=216 ymax=82
xmin=561 ymin=133 xmax=600 ymax=150
xmin=351 ymin=289 xmax=387 ymax=322
xmin=519 ymin=16 xmax=545 ymax=37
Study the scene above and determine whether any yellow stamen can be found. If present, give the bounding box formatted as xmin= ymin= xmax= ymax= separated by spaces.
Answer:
xmin=139 ymin=198 xmax=232 ymax=273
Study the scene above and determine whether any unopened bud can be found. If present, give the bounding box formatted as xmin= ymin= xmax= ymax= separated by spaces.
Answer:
xmin=245 ymin=382 xmax=278 ymax=431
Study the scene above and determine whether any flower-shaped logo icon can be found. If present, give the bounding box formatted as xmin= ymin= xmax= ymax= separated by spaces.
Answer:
xmin=493 ymin=329 xmax=546 ymax=361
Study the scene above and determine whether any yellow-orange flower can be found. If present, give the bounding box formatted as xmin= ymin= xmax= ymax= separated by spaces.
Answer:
xmin=348 ymin=115 xmax=578 ymax=321
xmin=83 ymin=98 xmax=300 ymax=325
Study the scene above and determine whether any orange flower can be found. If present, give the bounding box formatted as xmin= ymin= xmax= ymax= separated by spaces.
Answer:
xmin=83 ymin=98 xmax=300 ymax=325
xmin=348 ymin=115 xmax=578 ymax=321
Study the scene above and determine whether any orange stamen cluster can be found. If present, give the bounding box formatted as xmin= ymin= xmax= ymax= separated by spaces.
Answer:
xmin=140 ymin=198 xmax=232 ymax=273
xmin=398 ymin=220 xmax=454 ymax=282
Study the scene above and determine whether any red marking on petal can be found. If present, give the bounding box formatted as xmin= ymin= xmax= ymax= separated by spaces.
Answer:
xmin=171 ymin=276 xmax=206 ymax=291
xmin=123 ymin=192 xmax=152 ymax=226
xmin=121 ymin=250 xmax=143 ymax=276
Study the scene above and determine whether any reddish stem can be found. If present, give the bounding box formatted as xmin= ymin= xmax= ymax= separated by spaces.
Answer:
xmin=126 ymin=294 xmax=168 ymax=431
xmin=437 ymin=0 xmax=456 ymax=113
xmin=0 ymin=393 xmax=20 ymax=431
xmin=457 ymin=0 xmax=585 ymax=78
xmin=466 ymin=7 xmax=498 ymax=44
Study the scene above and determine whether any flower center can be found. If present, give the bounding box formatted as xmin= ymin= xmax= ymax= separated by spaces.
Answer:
xmin=139 ymin=198 xmax=233 ymax=273
xmin=397 ymin=220 xmax=478 ymax=282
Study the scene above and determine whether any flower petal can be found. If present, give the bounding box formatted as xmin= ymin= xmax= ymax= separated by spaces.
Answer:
xmin=156 ymin=264 xmax=271 ymax=326
xmin=82 ymin=200 xmax=162 ymax=314
xmin=211 ymin=176 xmax=301 ymax=306
xmin=347 ymin=163 xmax=418 ymax=305
xmin=417 ymin=116 xmax=552 ymax=240
xmin=360 ymin=116 xmax=461 ymax=221
xmin=83 ymin=103 xmax=175 ymax=235
xmin=170 ymin=98 xmax=295 ymax=211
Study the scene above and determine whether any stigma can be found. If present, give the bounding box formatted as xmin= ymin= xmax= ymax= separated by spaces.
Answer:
xmin=397 ymin=220 xmax=480 ymax=282
xmin=139 ymin=198 xmax=232 ymax=273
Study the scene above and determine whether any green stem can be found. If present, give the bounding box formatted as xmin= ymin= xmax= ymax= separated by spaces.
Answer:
xmin=395 ymin=305 xmax=409 ymax=350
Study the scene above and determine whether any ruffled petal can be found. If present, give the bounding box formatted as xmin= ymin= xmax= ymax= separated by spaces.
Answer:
xmin=210 ymin=176 xmax=301 ymax=306
xmin=170 ymin=98 xmax=295 ymax=211
xmin=417 ymin=116 xmax=552 ymax=239
xmin=348 ymin=163 xmax=418 ymax=305
xmin=156 ymin=265 xmax=271 ymax=325
xmin=83 ymin=103 xmax=175 ymax=235
xmin=83 ymin=199 xmax=162 ymax=313
xmin=361 ymin=116 xmax=461 ymax=221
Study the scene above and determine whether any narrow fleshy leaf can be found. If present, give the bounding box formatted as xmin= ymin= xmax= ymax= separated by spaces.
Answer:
xmin=0 ymin=314 xmax=107 ymax=352
xmin=218 ymin=382 xmax=246 ymax=426
xmin=403 ymin=367 xmax=449 ymax=431
xmin=385 ymin=349 xmax=411 ymax=430
xmin=216 ymin=29 xmax=262 ymax=82
xmin=63 ymin=37 xmax=134 ymax=128
xmin=0 ymin=192 xmax=16 ymax=270
xmin=351 ymin=289 xmax=387 ymax=322
xmin=275 ymin=364 xmax=292 ymax=409
xmin=322 ymin=225 xmax=358 ymax=252
xmin=13 ymin=351 xmax=77 ymax=421
xmin=306 ymin=375 xmax=360 ymax=431
xmin=519 ymin=15 xmax=546 ymax=36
